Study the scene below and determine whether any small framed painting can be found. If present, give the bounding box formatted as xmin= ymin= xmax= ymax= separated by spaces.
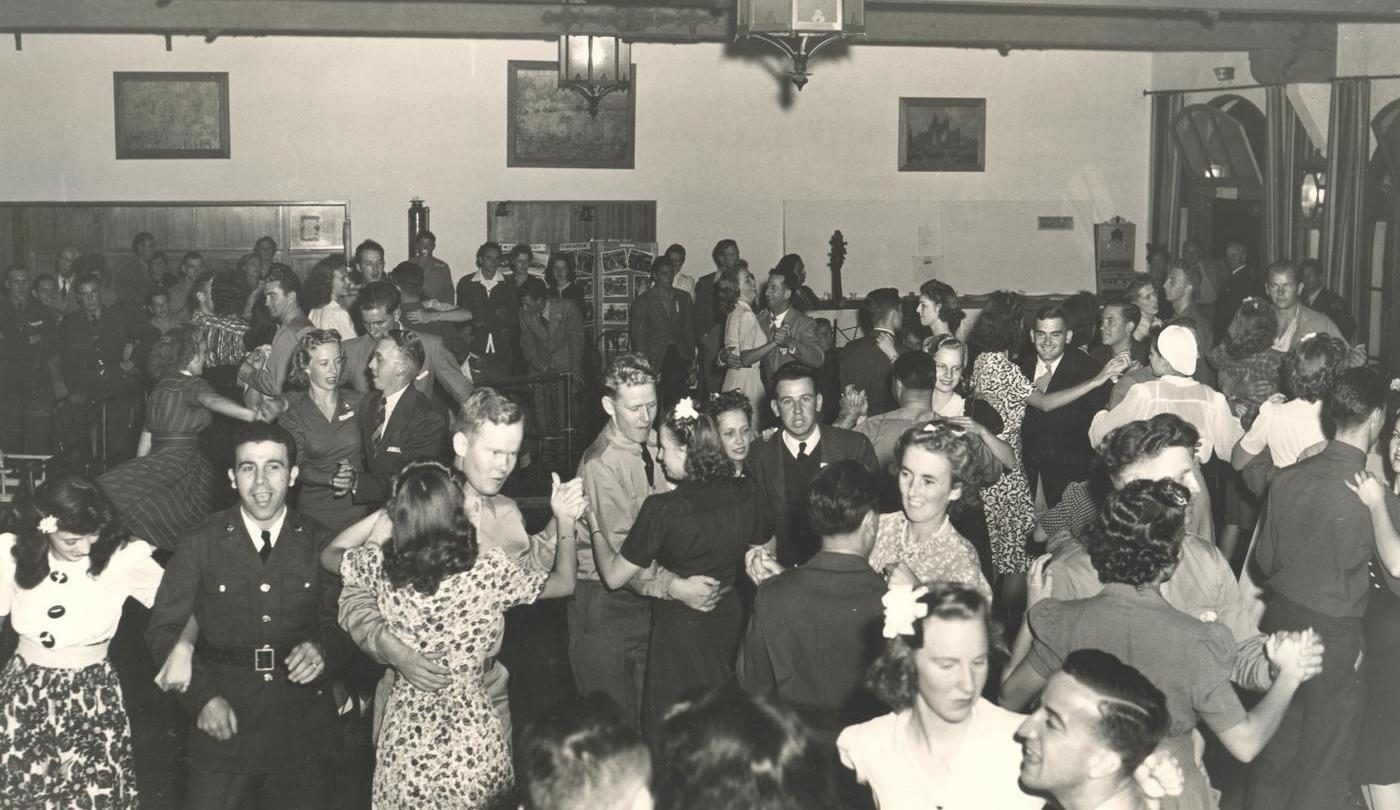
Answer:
xmin=898 ymin=97 xmax=985 ymax=173
xmin=507 ymin=60 xmax=636 ymax=169
xmin=114 ymin=72 xmax=231 ymax=159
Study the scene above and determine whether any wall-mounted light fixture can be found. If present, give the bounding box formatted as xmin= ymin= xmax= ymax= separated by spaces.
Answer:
xmin=1300 ymin=150 xmax=1327 ymax=224
xmin=735 ymin=0 xmax=865 ymax=90
xmin=559 ymin=35 xmax=631 ymax=117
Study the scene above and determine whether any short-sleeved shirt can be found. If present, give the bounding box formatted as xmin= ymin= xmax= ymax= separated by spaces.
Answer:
xmin=1028 ymin=583 xmax=1245 ymax=737
xmin=1237 ymin=397 xmax=1325 ymax=468
xmin=620 ymin=477 xmax=765 ymax=586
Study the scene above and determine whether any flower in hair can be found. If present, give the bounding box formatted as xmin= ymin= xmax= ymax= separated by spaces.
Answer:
xmin=881 ymin=584 xmax=929 ymax=639
xmin=673 ymin=397 xmax=699 ymax=422
xmin=38 ymin=516 xmax=59 ymax=535
xmin=1390 ymin=377 xmax=1400 ymax=393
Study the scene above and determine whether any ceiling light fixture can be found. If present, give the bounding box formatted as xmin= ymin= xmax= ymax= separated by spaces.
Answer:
xmin=558 ymin=35 xmax=631 ymax=117
xmin=735 ymin=0 xmax=865 ymax=90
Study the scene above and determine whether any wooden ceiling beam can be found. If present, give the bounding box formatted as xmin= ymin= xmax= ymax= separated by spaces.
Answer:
xmin=0 ymin=0 xmax=1338 ymax=55
xmin=877 ymin=0 xmax=1399 ymax=21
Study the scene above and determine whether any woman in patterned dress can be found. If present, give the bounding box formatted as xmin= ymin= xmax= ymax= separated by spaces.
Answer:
xmin=868 ymin=420 xmax=995 ymax=603
xmin=719 ymin=266 xmax=768 ymax=419
xmin=339 ymin=462 xmax=579 ymax=809
xmin=966 ymin=292 xmax=1037 ymax=591
xmin=279 ymin=329 xmax=369 ymax=534
xmin=97 ymin=324 xmax=277 ymax=551
xmin=0 ymin=476 xmax=164 ymax=809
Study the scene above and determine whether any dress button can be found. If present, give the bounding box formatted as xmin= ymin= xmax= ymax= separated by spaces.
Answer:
xmin=39 ymin=631 xmax=55 ymax=648
xmin=262 ymin=615 xmax=272 ymax=623
xmin=260 ymin=583 xmax=271 ymax=593
xmin=218 ymin=584 xmax=227 ymax=593
xmin=304 ymin=582 xmax=311 ymax=589
xmin=49 ymin=571 xmax=68 ymax=584
xmin=47 ymin=605 xmax=65 ymax=619
xmin=263 ymin=673 xmax=273 ymax=682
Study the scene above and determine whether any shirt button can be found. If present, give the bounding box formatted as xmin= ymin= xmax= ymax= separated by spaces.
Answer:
xmin=263 ymin=673 xmax=274 ymax=682
xmin=304 ymin=582 xmax=311 ymax=589
xmin=262 ymin=615 xmax=272 ymax=623
xmin=218 ymin=584 xmax=226 ymax=593
xmin=260 ymin=583 xmax=271 ymax=593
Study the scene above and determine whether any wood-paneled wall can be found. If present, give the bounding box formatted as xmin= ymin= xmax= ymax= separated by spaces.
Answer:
xmin=4 ymin=201 xmax=349 ymax=280
xmin=486 ymin=200 xmax=656 ymax=245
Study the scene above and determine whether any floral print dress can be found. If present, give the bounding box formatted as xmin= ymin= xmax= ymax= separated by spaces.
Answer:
xmin=341 ymin=544 xmax=546 ymax=809
xmin=970 ymin=351 xmax=1036 ymax=574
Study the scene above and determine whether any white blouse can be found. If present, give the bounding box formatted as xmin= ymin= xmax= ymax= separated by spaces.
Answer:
xmin=0 ymin=533 xmax=163 ymax=667
xmin=308 ymin=300 xmax=356 ymax=342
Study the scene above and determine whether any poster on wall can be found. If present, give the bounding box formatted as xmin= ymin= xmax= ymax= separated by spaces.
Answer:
xmin=1093 ymin=217 xmax=1136 ymax=296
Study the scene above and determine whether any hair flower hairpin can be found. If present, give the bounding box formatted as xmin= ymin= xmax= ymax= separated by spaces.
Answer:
xmin=881 ymin=584 xmax=929 ymax=639
xmin=673 ymin=397 xmax=699 ymax=421
xmin=37 ymin=516 xmax=59 ymax=535
xmin=1390 ymin=377 xmax=1400 ymax=393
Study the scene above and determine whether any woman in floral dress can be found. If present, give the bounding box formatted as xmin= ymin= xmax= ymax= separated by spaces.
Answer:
xmin=339 ymin=462 xmax=579 ymax=809
xmin=966 ymin=292 xmax=1037 ymax=585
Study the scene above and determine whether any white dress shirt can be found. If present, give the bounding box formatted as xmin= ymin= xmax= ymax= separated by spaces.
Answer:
xmin=240 ymin=506 xmax=288 ymax=554
xmin=782 ymin=425 xmax=822 ymax=459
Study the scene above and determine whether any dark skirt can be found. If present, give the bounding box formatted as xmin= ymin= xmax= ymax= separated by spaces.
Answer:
xmin=643 ymin=590 xmax=743 ymax=737
xmin=99 ymin=440 xmax=214 ymax=551
xmin=1357 ymin=560 xmax=1400 ymax=785
xmin=0 ymin=655 xmax=139 ymax=809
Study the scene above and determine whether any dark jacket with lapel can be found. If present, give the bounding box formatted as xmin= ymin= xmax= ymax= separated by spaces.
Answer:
xmin=145 ymin=506 xmax=353 ymax=774
xmin=630 ymin=286 xmax=696 ymax=373
xmin=1018 ymin=347 xmax=1106 ymax=505
xmin=343 ymin=328 xmax=473 ymax=407
xmin=747 ymin=426 xmax=878 ymax=566
xmin=756 ymin=308 xmax=825 ymax=384
xmin=839 ymin=332 xmax=899 ymax=416
xmin=353 ymin=385 xmax=448 ymax=505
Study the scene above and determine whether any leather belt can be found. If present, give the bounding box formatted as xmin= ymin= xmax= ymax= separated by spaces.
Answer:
xmin=199 ymin=643 xmax=294 ymax=672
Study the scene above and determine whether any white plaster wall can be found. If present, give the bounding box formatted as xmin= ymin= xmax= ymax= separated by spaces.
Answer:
xmin=0 ymin=35 xmax=1151 ymax=293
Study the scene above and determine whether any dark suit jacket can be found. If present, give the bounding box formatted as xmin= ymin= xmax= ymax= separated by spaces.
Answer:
xmin=630 ymin=286 xmax=696 ymax=373
xmin=58 ymin=306 xmax=146 ymax=399
xmin=455 ymin=273 xmax=521 ymax=379
xmin=520 ymin=298 xmax=585 ymax=377
xmin=1309 ymin=287 xmax=1355 ymax=341
xmin=1214 ymin=264 xmax=1263 ymax=335
xmin=839 ymin=331 xmax=898 ymax=416
xmin=1018 ymin=347 xmax=1106 ymax=505
xmin=747 ymin=427 xmax=878 ymax=566
xmin=353 ymin=385 xmax=448 ymax=505
xmin=145 ymin=506 xmax=353 ymax=773
xmin=692 ymin=272 xmax=719 ymax=344
xmin=343 ymin=328 xmax=473 ymax=407
xmin=757 ymin=308 xmax=825 ymax=384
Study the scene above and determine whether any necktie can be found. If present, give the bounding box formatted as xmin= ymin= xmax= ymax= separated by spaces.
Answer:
xmin=371 ymin=397 xmax=387 ymax=444
xmin=258 ymin=529 xmax=272 ymax=563
xmin=797 ymin=441 xmax=807 ymax=459
xmin=640 ymin=444 xmax=655 ymax=489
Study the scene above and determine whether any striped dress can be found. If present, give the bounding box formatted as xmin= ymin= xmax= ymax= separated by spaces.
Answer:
xmin=99 ymin=373 xmax=216 ymax=550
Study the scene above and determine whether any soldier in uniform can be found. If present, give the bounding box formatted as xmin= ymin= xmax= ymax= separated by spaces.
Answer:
xmin=0 ymin=264 xmax=61 ymax=452
xmin=146 ymin=422 xmax=352 ymax=810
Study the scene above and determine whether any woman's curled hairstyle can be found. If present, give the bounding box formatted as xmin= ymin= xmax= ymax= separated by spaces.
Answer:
xmin=1222 ymin=298 xmax=1279 ymax=360
xmin=664 ymin=401 xmax=732 ymax=484
xmin=146 ymin=324 xmax=203 ymax=381
xmin=894 ymin=420 xmax=998 ymax=512
xmin=382 ymin=461 xmax=479 ymax=596
xmin=865 ymin=582 xmax=1004 ymax=712
xmin=1084 ymin=478 xmax=1190 ymax=588
xmin=1282 ymin=332 xmax=1347 ymax=403
xmin=13 ymin=476 xmax=131 ymax=589
xmin=287 ymin=329 xmax=344 ymax=391
xmin=655 ymin=684 xmax=841 ymax=810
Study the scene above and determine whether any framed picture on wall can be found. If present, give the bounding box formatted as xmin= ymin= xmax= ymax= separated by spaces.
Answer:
xmin=507 ymin=60 xmax=636 ymax=169
xmin=113 ymin=72 xmax=231 ymax=160
xmin=898 ymin=97 xmax=985 ymax=173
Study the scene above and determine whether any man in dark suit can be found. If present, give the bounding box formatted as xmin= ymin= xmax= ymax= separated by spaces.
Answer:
xmin=56 ymin=273 xmax=146 ymax=459
xmin=1 ymin=264 xmax=61 ymax=453
xmin=693 ymin=238 xmax=739 ymax=396
xmin=629 ymin=255 xmax=695 ymax=405
xmin=1299 ymin=257 xmax=1356 ymax=341
xmin=745 ymin=362 xmax=879 ymax=569
xmin=146 ymin=422 xmax=353 ymax=810
xmin=342 ymin=280 xmax=473 ymax=408
xmin=456 ymin=241 xmax=522 ymax=381
xmin=756 ymin=267 xmax=825 ymax=384
xmin=338 ymin=330 xmax=449 ymax=509
xmin=839 ymin=287 xmax=903 ymax=417
xmin=1019 ymin=305 xmax=1116 ymax=509
xmin=738 ymin=461 xmax=885 ymax=741
xmin=1213 ymin=241 xmax=1262 ymax=336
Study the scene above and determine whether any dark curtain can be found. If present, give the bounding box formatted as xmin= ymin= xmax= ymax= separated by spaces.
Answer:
xmin=1263 ymin=86 xmax=1303 ymax=266
xmin=1323 ymin=79 xmax=1372 ymax=344
xmin=1150 ymin=93 xmax=1184 ymax=255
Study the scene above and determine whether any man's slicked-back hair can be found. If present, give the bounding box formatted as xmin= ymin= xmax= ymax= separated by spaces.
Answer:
xmin=357 ymin=280 xmax=402 ymax=315
xmin=264 ymin=263 xmax=301 ymax=302
xmin=770 ymin=361 xmax=818 ymax=394
xmin=891 ymin=349 xmax=936 ymax=392
xmin=665 ymin=243 xmax=686 ymax=259
xmin=354 ymin=239 xmax=385 ymax=264
xmin=384 ymin=329 xmax=425 ymax=372
xmin=1326 ymin=366 xmax=1389 ymax=432
xmin=710 ymin=238 xmax=737 ymax=267
xmin=455 ymin=387 xmax=526 ymax=438
xmin=1098 ymin=414 xmax=1200 ymax=483
xmin=476 ymin=241 xmax=503 ymax=263
xmin=808 ymin=460 xmax=881 ymax=538
xmin=1061 ymin=649 xmax=1169 ymax=775
xmin=520 ymin=695 xmax=650 ymax=810
xmin=601 ymin=353 xmax=657 ymax=398
xmin=390 ymin=260 xmax=424 ymax=294
xmin=232 ymin=421 xmax=298 ymax=468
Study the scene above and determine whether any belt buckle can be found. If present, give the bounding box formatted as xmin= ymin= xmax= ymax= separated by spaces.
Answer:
xmin=254 ymin=645 xmax=275 ymax=672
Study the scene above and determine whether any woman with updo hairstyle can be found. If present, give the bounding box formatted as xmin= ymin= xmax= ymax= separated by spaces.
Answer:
xmin=839 ymin=582 xmax=1039 ymax=810
xmin=97 ymin=324 xmax=271 ymax=551
xmin=916 ymin=278 xmax=965 ymax=345
xmin=279 ymin=328 xmax=368 ymax=533
xmin=717 ymin=265 xmax=768 ymax=417
xmin=339 ymin=461 xmax=577 ymax=808
xmin=868 ymin=421 xmax=996 ymax=601
xmin=705 ymin=389 xmax=753 ymax=476
xmin=1211 ymin=297 xmax=1284 ymax=429
xmin=656 ymin=684 xmax=841 ymax=810
xmin=594 ymin=398 xmax=768 ymax=734
xmin=1003 ymin=479 xmax=1323 ymax=810
xmin=0 ymin=475 xmax=163 ymax=808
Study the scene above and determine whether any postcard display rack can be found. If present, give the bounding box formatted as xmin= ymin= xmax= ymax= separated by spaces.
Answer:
xmin=553 ymin=240 xmax=657 ymax=353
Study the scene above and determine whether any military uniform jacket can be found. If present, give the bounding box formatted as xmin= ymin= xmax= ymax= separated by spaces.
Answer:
xmin=145 ymin=506 xmax=353 ymax=774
